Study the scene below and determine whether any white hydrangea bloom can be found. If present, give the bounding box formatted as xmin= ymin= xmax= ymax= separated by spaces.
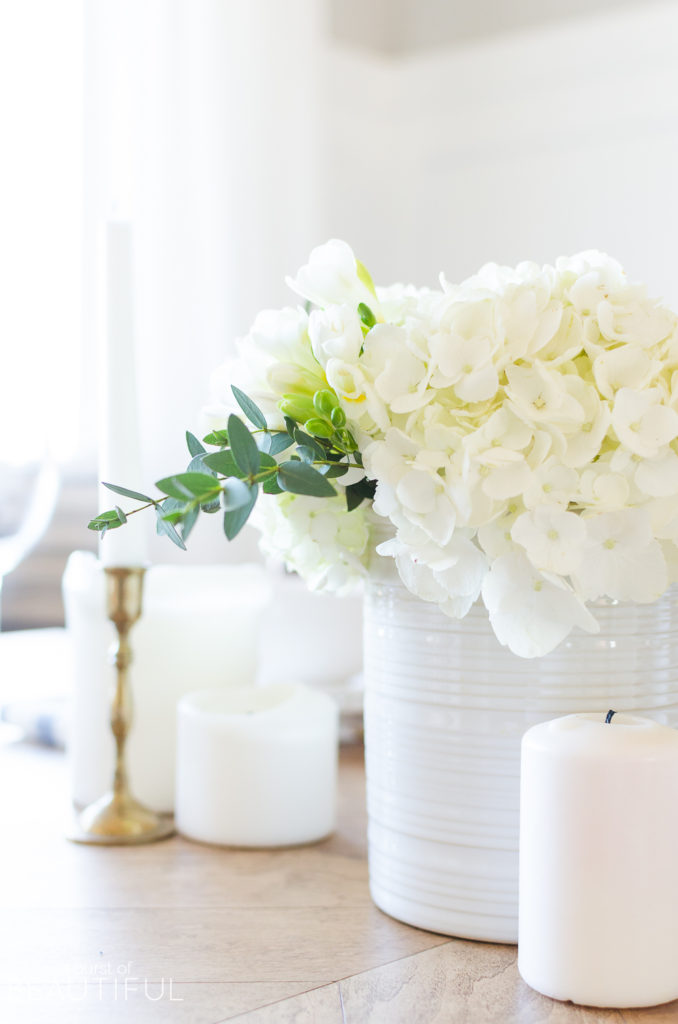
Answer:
xmin=481 ymin=552 xmax=599 ymax=658
xmin=212 ymin=240 xmax=678 ymax=657
xmin=511 ymin=506 xmax=587 ymax=576
xmin=254 ymin=492 xmax=370 ymax=595
xmin=571 ymin=509 xmax=668 ymax=603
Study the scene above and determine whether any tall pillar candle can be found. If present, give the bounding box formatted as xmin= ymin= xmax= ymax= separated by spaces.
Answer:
xmin=98 ymin=221 xmax=148 ymax=567
xmin=176 ymin=685 xmax=339 ymax=847
xmin=63 ymin=551 xmax=272 ymax=813
xmin=519 ymin=712 xmax=678 ymax=1008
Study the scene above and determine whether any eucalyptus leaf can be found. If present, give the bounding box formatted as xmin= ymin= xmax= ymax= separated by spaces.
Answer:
xmin=221 ymin=478 xmax=254 ymax=511
xmin=186 ymin=431 xmax=206 ymax=458
xmin=263 ymin=476 xmax=283 ymax=495
xmin=160 ymin=497 xmax=186 ymax=515
xmin=156 ymin=472 xmax=220 ymax=500
xmin=345 ymin=483 xmax=365 ymax=513
xmin=102 ymin=482 xmax=154 ymax=504
xmin=278 ymin=461 xmax=337 ymax=498
xmin=187 ymin=454 xmax=216 ymax=476
xmin=202 ymin=429 xmax=230 ymax=447
xmin=228 ymin=414 xmax=260 ymax=476
xmin=258 ymin=452 xmax=278 ymax=471
xmin=155 ymin=506 xmax=187 ymax=549
xmin=181 ymin=504 xmax=200 ymax=541
xmin=114 ymin=505 xmax=127 ymax=524
xmin=200 ymin=498 xmax=221 ymax=514
xmin=94 ymin=509 xmax=123 ymax=522
xmin=345 ymin=477 xmax=376 ymax=512
xmin=324 ymin=463 xmax=349 ymax=478
xmin=88 ymin=509 xmax=123 ymax=532
xmin=295 ymin=445 xmax=316 ymax=464
xmin=269 ymin=432 xmax=294 ymax=455
xmin=155 ymin=476 xmax=194 ymax=500
xmin=202 ymin=451 xmax=245 ymax=477
xmin=223 ymin=484 xmax=258 ymax=540
xmin=231 ymin=385 xmax=267 ymax=430
xmin=292 ymin=428 xmax=325 ymax=460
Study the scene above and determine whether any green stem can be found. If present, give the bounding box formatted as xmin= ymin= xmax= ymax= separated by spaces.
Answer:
xmin=104 ymin=458 xmax=365 ymax=522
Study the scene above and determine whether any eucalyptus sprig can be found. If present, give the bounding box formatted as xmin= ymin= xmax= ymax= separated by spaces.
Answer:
xmin=89 ymin=385 xmax=376 ymax=549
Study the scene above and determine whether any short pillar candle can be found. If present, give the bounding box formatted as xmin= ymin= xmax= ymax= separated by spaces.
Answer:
xmin=176 ymin=685 xmax=339 ymax=847
xmin=518 ymin=712 xmax=678 ymax=1009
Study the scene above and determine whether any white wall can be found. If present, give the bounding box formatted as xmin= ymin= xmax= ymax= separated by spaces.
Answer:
xmin=321 ymin=1 xmax=678 ymax=304
xmin=11 ymin=0 xmax=678 ymax=623
xmin=84 ymin=0 xmax=678 ymax=489
xmin=93 ymin=0 xmax=678 ymax=567
xmin=330 ymin=0 xmax=640 ymax=54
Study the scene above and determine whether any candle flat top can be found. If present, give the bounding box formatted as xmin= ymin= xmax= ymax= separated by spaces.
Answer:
xmin=179 ymin=684 xmax=337 ymax=722
xmin=522 ymin=713 xmax=678 ymax=758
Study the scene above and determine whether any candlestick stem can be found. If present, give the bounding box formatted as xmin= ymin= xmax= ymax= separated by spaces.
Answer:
xmin=67 ymin=567 xmax=174 ymax=844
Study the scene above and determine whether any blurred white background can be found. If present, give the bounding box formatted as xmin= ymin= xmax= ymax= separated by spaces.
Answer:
xmin=2 ymin=0 xmax=678 ymax=626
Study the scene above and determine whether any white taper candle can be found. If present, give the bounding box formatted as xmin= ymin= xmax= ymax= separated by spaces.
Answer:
xmin=98 ymin=221 xmax=148 ymax=567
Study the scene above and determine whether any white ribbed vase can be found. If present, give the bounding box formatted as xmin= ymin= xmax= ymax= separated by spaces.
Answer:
xmin=363 ymin=558 xmax=678 ymax=943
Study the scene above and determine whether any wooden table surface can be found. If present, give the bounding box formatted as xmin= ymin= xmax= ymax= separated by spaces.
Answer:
xmin=1 ymin=741 xmax=677 ymax=1024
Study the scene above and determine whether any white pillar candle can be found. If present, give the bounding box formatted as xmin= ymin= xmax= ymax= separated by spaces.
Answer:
xmin=62 ymin=551 xmax=271 ymax=813
xmin=176 ymin=685 xmax=339 ymax=847
xmin=98 ymin=221 xmax=148 ymax=568
xmin=519 ymin=712 xmax=678 ymax=1009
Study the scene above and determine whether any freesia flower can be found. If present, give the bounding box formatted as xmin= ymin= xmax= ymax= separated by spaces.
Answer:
xmin=287 ymin=239 xmax=381 ymax=315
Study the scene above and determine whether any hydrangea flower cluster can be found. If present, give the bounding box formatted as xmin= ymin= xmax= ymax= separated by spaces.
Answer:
xmin=207 ymin=240 xmax=678 ymax=657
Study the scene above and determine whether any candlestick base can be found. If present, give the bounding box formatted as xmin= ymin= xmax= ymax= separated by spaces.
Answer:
xmin=68 ymin=792 xmax=175 ymax=845
xmin=66 ymin=565 xmax=175 ymax=846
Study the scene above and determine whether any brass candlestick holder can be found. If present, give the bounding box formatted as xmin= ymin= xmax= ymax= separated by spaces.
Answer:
xmin=68 ymin=567 xmax=175 ymax=845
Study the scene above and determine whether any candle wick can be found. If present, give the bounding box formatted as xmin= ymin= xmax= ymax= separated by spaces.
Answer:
xmin=605 ymin=709 xmax=616 ymax=724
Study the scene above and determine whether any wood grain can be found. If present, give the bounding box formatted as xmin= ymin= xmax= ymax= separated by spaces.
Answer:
xmin=339 ymin=942 xmax=627 ymax=1024
xmin=228 ymin=983 xmax=344 ymax=1023
xmin=0 ymin=906 xmax=447 ymax=986
xmin=2 ymin=741 xmax=675 ymax=1022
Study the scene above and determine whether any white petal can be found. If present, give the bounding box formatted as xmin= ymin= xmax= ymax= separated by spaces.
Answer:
xmin=396 ymin=469 xmax=437 ymax=514
xmin=482 ymin=552 xmax=599 ymax=658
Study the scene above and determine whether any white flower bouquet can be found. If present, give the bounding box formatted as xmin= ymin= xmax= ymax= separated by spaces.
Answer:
xmin=92 ymin=241 xmax=678 ymax=657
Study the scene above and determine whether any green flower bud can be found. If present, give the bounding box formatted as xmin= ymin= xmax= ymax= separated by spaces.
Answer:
xmin=358 ymin=302 xmax=377 ymax=329
xmin=313 ymin=389 xmax=339 ymax=417
xmin=278 ymin=395 xmax=316 ymax=423
xmin=330 ymin=406 xmax=346 ymax=428
xmin=304 ymin=417 xmax=335 ymax=439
